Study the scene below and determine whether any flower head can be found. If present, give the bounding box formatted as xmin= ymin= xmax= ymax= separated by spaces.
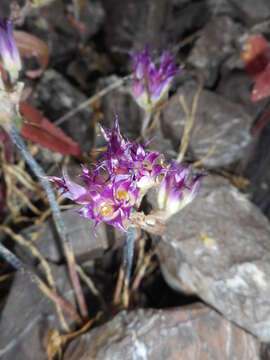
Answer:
xmin=131 ymin=46 xmax=180 ymax=111
xmin=158 ymin=161 xmax=201 ymax=220
xmin=0 ymin=19 xmax=21 ymax=83
xmin=49 ymin=117 xmax=201 ymax=231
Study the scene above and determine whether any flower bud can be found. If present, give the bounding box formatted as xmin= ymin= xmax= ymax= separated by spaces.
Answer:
xmin=131 ymin=46 xmax=180 ymax=111
xmin=0 ymin=19 xmax=21 ymax=83
xmin=158 ymin=162 xmax=201 ymax=219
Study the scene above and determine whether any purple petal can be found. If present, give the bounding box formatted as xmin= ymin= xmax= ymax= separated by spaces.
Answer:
xmin=0 ymin=18 xmax=21 ymax=81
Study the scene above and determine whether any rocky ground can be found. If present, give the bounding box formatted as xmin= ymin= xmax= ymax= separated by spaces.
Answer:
xmin=1 ymin=0 xmax=270 ymax=359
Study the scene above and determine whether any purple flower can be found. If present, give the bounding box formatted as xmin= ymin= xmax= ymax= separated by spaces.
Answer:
xmin=131 ymin=46 xmax=180 ymax=111
xmin=49 ymin=117 xmax=201 ymax=231
xmin=78 ymin=185 xmax=127 ymax=231
xmin=0 ymin=18 xmax=21 ymax=82
xmin=99 ymin=118 xmax=164 ymax=190
xmin=131 ymin=145 xmax=164 ymax=192
xmin=158 ymin=161 xmax=201 ymax=219
xmin=48 ymin=169 xmax=91 ymax=203
xmin=99 ymin=118 xmax=133 ymax=176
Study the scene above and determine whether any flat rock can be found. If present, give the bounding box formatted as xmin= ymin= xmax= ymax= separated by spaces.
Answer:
xmin=158 ymin=175 xmax=270 ymax=341
xmin=20 ymin=209 xmax=108 ymax=263
xmin=64 ymin=304 xmax=259 ymax=360
xmin=0 ymin=264 xmax=74 ymax=360
xmin=162 ymin=82 xmax=253 ymax=168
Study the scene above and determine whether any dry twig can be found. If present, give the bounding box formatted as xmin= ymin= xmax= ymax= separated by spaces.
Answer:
xmin=177 ymin=73 xmax=203 ymax=163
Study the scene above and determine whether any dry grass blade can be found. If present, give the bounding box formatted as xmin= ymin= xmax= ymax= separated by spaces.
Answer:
xmin=0 ymin=272 xmax=14 ymax=282
xmin=220 ymin=171 xmax=249 ymax=190
xmin=177 ymin=73 xmax=203 ymax=163
xmin=122 ymin=276 xmax=130 ymax=309
xmin=37 ymin=278 xmax=83 ymax=326
xmin=145 ymin=110 xmax=161 ymax=137
xmin=131 ymin=236 xmax=161 ymax=295
xmin=47 ymin=311 xmax=102 ymax=360
xmin=55 ymin=75 xmax=132 ymax=126
xmin=113 ymin=266 xmax=125 ymax=308
xmin=63 ymin=244 xmax=88 ymax=320
xmin=4 ymin=163 xmax=40 ymax=191
xmin=11 ymin=184 xmax=41 ymax=215
xmin=135 ymin=238 xmax=146 ymax=273
xmin=193 ymin=144 xmax=217 ymax=168
xmin=76 ymin=264 xmax=106 ymax=308
xmin=131 ymin=252 xmax=152 ymax=294
xmin=35 ymin=195 xmax=66 ymax=226
xmin=0 ymin=225 xmax=69 ymax=332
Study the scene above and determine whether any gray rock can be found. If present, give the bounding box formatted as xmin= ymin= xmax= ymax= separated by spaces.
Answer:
xmin=25 ymin=0 xmax=104 ymax=61
xmin=20 ymin=209 xmax=108 ymax=263
xmin=206 ymin=0 xmax=236 ymax=18
xmin=158 ymin=175 xmax=270 ymax=341
xmin=97 ymin=75 xmax=142 ymax=140
xmin=244 ymin=119 xmax=270 ymax=219
xmin=162 ymin=82 xmax=253 ymax=168
xmin=64 ymin=304 xmax=259 ymax=360
xmin=188 ymin=16 xmax=244 ymax=87
xmin=168 ymin=1 xmax=211 ymax=45
xmin=78 ymin=0 xmax=105 ymax=40
xmin=148 ymin=119 xmax=177 ymax=160
xmin=34 ymin=70 xmax=94 ymax=152
xmin=227 ymin=0 xmax=270 ymax=24
xmin=25 ymin=1 xmax=78 ymax=62
xmin=100 ymin=0 xmax=171 ymax=56
xmin=216 ymin=72 xmax=268 ymax=123
xmin=0 ymin=264 xmax=74 ymax=360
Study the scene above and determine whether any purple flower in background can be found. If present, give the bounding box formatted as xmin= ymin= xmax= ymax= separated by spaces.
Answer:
xmin=0 ymin=18 xmax=21 ymax=82
xmin=131 ymin=46 xmax=180 ymax=111
xmin=158 ymin=161 xmax=201 ymax=219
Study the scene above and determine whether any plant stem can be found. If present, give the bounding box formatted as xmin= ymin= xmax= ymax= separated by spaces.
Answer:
xmin=123 ymin=226 xmax=135 ymax=287
xmin=141 ymin=112 xmax=152 ymax=139
xmin=9 ymin=124 xmax=88 ymax=319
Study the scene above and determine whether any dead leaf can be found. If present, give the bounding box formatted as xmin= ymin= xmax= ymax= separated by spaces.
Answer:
xmin=20 ymin=102 xmax=83 ymax=158
xmin=14 ymin=31 xmax=49 ymax=78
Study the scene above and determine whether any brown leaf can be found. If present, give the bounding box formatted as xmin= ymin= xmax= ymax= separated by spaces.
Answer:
xmin=14 ymin=31 xmax=49 ymax=78
xmin=20 ymin=102 xmax=83 ymax=158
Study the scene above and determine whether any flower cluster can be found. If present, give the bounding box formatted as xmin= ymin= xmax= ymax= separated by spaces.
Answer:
xmin=131 ymin=46 xmax=180 ymax=111
xmin=0 ymin=18 xmax=21 ymax=84
xmin=157 ymin=161 xmax=201 ymax=220
xmin=49 ymin=118 xmax=201 ymax=232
